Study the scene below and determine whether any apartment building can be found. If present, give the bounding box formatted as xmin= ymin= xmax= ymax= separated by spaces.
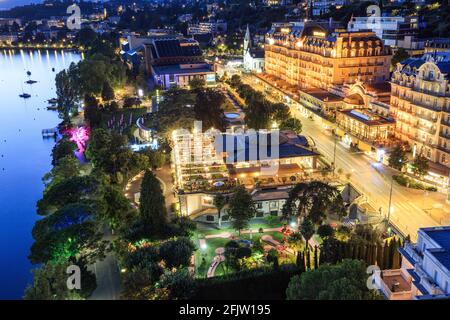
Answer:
xmin=347 ymin=16 xmax=424 ymax=53
xmin=375 ymin=226 xmax=450 ymax=300
xmin=390 ymin=52 xmax=450 ymax=179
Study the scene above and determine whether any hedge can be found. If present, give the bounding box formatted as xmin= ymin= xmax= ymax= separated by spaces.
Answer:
xmin=192 ymin=264 xmax=300 ymax=300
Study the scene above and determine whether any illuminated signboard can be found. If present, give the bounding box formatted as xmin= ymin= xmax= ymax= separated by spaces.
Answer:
xmin=313 ymin=31 xmax=326 ymax=38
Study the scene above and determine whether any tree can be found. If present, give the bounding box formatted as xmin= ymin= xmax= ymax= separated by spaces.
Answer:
xmin=300 ymin=217 xmax=315 ymax=243
xmin=271 ymin=103 xmax=291 ymax=123
xmin=139 ymin=170 xmax=168 ymax=238
xmin=296 ymin=251 xmax=305 ymax=273
xmin=411 ymin=153 xmax=429 ymax=178
xmin=213 ymin=194 xmax=227 ymax=228
xmin=37 ymin=176 xmax=100 ymax=215
xmin=391 ymin=47 xmax=410 ymax=69
xmin=189 ymin=77 xmax=206 ymax=90
xmin=159 ymin=268 xmax=197 ymax=300
xmin=159 ymin=237 xmax=196 ymax=268
xmin=30 ymin=202 xmax=107 ymax=264
xmin=101 ymin=81 xmax=115 ymax=102
xmin=194 ymin=89 xmax=226 ymax=130
xmin=55 ymin=66 xmax=78 ymax=123
xmin=99 ymin=185 xmax=135 ymax=230
xmin=313 ymin=246 xmax=319 ymax=269
xmin=228 ymin=186 xmax=256 ymax=235
xmin=245 ymin=98 xmax=272 ymax=130
xmin=143 ymin=149 xmax=167 ymax=169
xmin=317 ymin=224 xmax=335 ymax=239
xmin=229 ymin=74 xmax=242 ymax=88
xmin=84 ymin=94 xmax=102 ymax=128
xmin=51 ymin=137 xmax=76 ymax=166
xmin=43 ymin=155 xmax=80 ymax=190
xmin=283 ymin=181 xmax=345 ymax=225
xmin=280 ymin=117 xmax=302 ymax=133
xmin=286 ymin=259 xmax=381 ymax=300
xmin=388 ymin=145 xmax=407 ymax=171
xmin=23 ymin=261 xmax=95 ymax=300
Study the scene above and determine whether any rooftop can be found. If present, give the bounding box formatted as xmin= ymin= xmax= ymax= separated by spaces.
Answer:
xmin=152 ymin=63 xmax=213 ymax=75
xmin=217 ymin=131 xmax=320 ymax=162
xmin=338 ymin=109 xmax=395 ymax=126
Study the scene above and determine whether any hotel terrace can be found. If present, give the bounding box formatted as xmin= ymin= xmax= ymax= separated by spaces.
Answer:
xmin=390 ymin=52 xmax=450 ymax=181
xmin=171 ymin=128 xmax=326 ymax=218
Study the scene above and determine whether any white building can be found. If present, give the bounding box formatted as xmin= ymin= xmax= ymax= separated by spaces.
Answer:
xmin=243 ymin=25 xmax=265 ymax=73
xmin=375 ymin=226 xmax=450 ymax=300
xmin=188 ymin=20 xmax=227 ymax=35
xmin=347 ymin=16 xmax=424 ymax=53
xmin=310 ymin=0 xmax=347 ymax=16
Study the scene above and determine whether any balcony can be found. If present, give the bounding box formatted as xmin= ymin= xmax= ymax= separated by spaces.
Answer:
xmin=375 ymin=269 xmax=413 ymax=300
xmin=411 ymin=100 xmax=441 ymax=112
xmin=415 ymin=113 xmax=438 ymax=123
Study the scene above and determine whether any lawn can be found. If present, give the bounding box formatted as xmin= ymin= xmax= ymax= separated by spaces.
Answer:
xmin=195 ymin=237 xmax=230 ymax=278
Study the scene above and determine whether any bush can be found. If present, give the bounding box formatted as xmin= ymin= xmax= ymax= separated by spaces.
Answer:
xmin=393 ymin=174 xmax=437 ymax=192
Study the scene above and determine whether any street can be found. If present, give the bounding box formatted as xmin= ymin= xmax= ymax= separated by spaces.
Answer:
xmin=241 ymin=74 xmax=450 ymax=241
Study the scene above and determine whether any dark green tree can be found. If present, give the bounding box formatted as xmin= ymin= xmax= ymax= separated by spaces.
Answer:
xmin=388 ymin=145 xmax=408 ymax=170
xmin=317 ymin=224 xmax=335 ymax=239
xmin=139 ymin=170 xmax=168 ymax=238
xmin=300 ymin=217 xmax=315 ymax=243
xmin=286 ymin=259 xmax=381 ymax=300
xmin=51 ymin=137 xmax=76 ymax=166
xmin=55 ymin=66 xmax=78 ymax=123
xmin=283 ymin=181 xmax=345 ymax=225
xmin=101 ymin=81 xmax=115 ymax=102
xmin=189 ymin=77 xmax=206 ymax=90
xmin=280 ymin=117 xmax=303 ymax=133
xmin=411 ymin=153 xmax=429 ymax=178
xmin=159 ymin=237 xmax=196 ymax=268
xmin=228 ymin=186 xmax=256 ymax=235
xmin=391 ymin=47 xmax=410 ymax=69
xmin=83 ymin=94 xmax=102 ymax=128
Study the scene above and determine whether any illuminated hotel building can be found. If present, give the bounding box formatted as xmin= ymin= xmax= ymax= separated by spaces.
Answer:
xmin=390 ymin=52 xmax=450 ymax=176
xmin=264 ymin=22 xmax=392 ymax=91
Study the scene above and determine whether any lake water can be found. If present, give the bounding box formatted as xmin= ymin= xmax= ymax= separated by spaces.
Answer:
xmin=0 ymin=49 xmax=80 ymax=299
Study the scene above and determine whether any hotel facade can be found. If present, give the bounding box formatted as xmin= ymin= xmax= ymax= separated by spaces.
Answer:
xmin=390 ymin=52 xmax=450 ymax=178
xmin=264 ymin=21 xmax=392 ymax=91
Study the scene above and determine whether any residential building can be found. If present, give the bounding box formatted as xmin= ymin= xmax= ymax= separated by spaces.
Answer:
xmin=390 ymin=52 xmax=450 ymax=183
xmin=347 ymin=16 xmax=424 ymax=54
xmin=188 ymin=20 xmax=227 ymax=35
xmin=425 ymin=38 xmax=450 ymax=53
xmin=375 ymin=226 xmax=450 ymax=300
xmin=310 ymin=0 xmax=348 ymax=16
xmin=243 ymin=25 xmax=265 ymax=73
